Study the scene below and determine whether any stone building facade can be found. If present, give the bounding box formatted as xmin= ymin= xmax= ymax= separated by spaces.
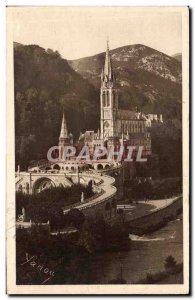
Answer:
xmin=79 ymin=41 xmax=163 ymax=157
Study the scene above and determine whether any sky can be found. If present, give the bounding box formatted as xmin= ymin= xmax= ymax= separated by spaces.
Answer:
xmin=9 ymin=7 xmax=182 ymax=60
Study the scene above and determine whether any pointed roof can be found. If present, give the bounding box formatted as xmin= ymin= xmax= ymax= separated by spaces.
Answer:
xmin=59 ymin=112 xmax=68 ymax=139
xmin=103 ymin=38 xmax=113 ymax=81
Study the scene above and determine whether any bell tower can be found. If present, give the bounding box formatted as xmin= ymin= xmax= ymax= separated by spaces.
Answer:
xmin=59 ymin=112 xmax=73 ymax=160
xmin=100 ymin=39 xmax=118 ymax=141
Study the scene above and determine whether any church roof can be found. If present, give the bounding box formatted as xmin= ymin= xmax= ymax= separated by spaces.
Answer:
xmin=128 ymin=132 xmax=147 ymax=139
xmin=118 ymin=110 xmax=146 ymax=121
xmin=118 ymin=109 xmax=137 ymax=120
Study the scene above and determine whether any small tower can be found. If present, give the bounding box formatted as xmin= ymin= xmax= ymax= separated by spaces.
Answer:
xmin=59 ymin=112 xmax=73 ymax=160
xmin=100 ymin=39 xmax=119 ymax=141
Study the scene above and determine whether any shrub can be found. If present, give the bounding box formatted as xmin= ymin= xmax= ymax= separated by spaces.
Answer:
xmin=164 ymin=255 xmax=177 ymax=273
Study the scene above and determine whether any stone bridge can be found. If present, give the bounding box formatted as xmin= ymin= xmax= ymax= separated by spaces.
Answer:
xmin=63 ymin=173 xmax=117 ymax=221
xmin=16 ymin=168 xmax=119 ymax=221
xmin=15 ymin=159 xmax=125 ymax=221
xmin=15 ymin=171 xmax=98 ymax=194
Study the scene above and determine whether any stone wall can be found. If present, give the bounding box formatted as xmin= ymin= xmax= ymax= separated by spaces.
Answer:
xmin=80 ymin=196 xmax=117 ymax=222
xmin=127 ymin=196 xmax=182 ymax=234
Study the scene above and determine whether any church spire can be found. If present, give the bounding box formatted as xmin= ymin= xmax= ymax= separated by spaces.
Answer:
xmin=101 ymin=38 xmax=115 ymax=88
xmin=103 ymin=38 xmax=113 ymax=81
xmin=59 ymin=112 xmax=68 ymax=140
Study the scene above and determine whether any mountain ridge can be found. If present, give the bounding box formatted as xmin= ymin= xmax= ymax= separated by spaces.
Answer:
xmin=68 ymin=44 xmax=181 ymax=84
xmin=68 ymin=43 xmax=182 ymax=119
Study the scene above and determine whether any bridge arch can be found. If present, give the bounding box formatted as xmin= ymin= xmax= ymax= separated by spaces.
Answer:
xmin=32 ymin=177 xmax=55 ymax=194
xmin=97 ymin=164 xmax=103 ymax=170
xmin=53 ymin=164 xmax=60 ymax=170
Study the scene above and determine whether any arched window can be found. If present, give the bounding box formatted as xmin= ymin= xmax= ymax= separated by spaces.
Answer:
xmin=107 ymin=91 xmax=110 ymax=107
xmin=112 ymin=91 xmax=115 ymax=108
xmin=103 ymin=93 xmax=106 ymax=107
xmin=122 ymin=123 xmax=125 ymax=133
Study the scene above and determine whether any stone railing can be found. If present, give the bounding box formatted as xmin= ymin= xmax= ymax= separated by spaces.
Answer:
xmin=63 ymin=188 xmax=104 ymax=213
xmin=63 ymin=172 xmax=117 ymax=213
xmin=16 ymin=220 xmax=50 ymax=229
xmin=78 ymin=186 xmax=117 ymax=212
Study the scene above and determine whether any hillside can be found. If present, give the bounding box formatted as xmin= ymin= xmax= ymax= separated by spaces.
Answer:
xmin=14 ymin=43 xmax=99 ymax=169
xmin=68 ymin=44 xmax=182 ymax=119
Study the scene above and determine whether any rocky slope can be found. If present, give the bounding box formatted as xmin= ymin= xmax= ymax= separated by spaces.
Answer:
xmin=69 ymin=44 xmax=181 ymax=83
xmin=68 ymin=44 xmax=182 ymax=117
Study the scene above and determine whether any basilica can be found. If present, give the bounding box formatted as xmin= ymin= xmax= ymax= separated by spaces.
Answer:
xmin=77 ymin=41 xmax=163 ymax=157
xmin=16 ymin=41 xmax=163 ymax=197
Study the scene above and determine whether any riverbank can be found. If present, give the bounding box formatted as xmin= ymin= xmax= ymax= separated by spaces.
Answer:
xmin=16 ymin=212 xmax=183 ymax=284
xmin=125 ymin=195 xmax=182 ymax=235
xmin=82 ymin=218 xmax=183 ymax=284
xmin=135 ymin=262 xmax=183 ymax=284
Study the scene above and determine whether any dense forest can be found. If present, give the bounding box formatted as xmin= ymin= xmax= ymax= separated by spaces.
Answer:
xmin=14 ymin=43 xmax=99 ymax=169
xmin=16 ymin=183 xmax=93 ymax=228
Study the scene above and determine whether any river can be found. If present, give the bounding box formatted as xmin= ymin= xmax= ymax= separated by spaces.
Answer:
xmin=80 ymin=217 xmax=183 ymax=284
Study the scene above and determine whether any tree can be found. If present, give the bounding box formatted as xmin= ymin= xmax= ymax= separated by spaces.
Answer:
xmin=164 ymin=255 xmax=177 ymax=273
xmin=66 ymin=208 xmax=85 ymax=229
xmin=14 ymin=44 xmax=99 ymax=168
xmin=85 ymin=180 xmax=93 ymax=198
xmin=16 ymin=192 xmax=30 ymax=219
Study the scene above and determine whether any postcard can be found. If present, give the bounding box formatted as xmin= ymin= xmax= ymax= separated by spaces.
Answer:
xmin=6 ymin=6 xmax=189 ymax=294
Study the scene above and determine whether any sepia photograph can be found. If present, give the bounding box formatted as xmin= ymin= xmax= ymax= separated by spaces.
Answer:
xmin=6 ymin=6 xmax=189 ymax=294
